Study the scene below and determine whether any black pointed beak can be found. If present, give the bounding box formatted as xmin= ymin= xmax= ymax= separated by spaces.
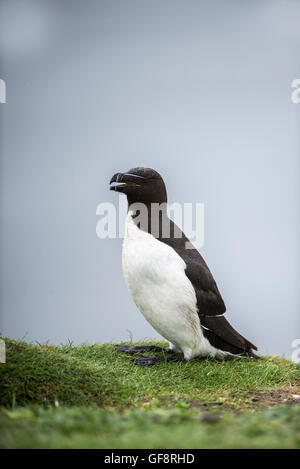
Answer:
xmin=109 ymin=172 xmax=123 ymax=186
xmin=109 ymin=172 xmax=127 ymax=192
xmin=109 ymin=172 xmax=145 ymax=192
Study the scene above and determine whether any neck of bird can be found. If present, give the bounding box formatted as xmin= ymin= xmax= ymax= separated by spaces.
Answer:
xmin=128 ymin=200 xmax=171 ymax=237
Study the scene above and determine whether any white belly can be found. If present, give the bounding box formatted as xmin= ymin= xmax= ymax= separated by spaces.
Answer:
xmin=122 ymin=212 xmax=204 ymax=359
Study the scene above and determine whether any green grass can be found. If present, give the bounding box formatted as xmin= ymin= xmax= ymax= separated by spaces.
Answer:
xmin=1 ymin=404 xmax=300 ymax=449
xmin=0 ymin=337 xmax=299 ymax=448
xmin=1 ymin=338 xmax=299 ymax=409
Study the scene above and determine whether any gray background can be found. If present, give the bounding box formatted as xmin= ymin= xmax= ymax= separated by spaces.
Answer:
xmin=0 ymin=0 xmax=299 ymax=357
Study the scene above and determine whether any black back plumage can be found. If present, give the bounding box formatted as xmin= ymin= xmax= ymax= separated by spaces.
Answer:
xmin=158 ymin=219 xmax=258 ymax=357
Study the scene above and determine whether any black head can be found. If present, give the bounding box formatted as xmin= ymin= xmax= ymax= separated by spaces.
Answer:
xmin=109 ymin=167 xmax=167 ymax=205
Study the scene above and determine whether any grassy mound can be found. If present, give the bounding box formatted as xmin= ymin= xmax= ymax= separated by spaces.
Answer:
xmin=0 ymin=338 xmax=299 ymax=409
xmin=0 ymin=337 xmax=299 ymax=448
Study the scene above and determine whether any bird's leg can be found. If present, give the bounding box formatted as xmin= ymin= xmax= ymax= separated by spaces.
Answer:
xmin=115 ymin=344 xmax=174 ymax=354
xmin=134 ymin=354 xmax=185 ymax=366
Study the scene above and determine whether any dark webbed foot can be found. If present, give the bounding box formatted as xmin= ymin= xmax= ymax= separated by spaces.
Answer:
xmin=115 ymin=344 xmax=174 ymax=354
xmin=134 ymin=354 xmax=185 ymax=366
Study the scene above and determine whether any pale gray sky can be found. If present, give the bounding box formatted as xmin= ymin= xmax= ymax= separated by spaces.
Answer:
xmin=0 ymin=0 xmax=299 ymax=357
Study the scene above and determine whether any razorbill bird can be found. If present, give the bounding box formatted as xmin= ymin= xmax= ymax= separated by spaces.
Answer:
xmin=110 ymin=167 xmax=259 ymax=365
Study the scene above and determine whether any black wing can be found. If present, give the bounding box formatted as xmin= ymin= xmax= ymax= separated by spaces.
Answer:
xmin=160 ymin=220 xmax=258 ymax=355
xmin=161 ymin=222 xmax=226 ymax=316
xmin=184 ymin=253 xmax=226 ymax=316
